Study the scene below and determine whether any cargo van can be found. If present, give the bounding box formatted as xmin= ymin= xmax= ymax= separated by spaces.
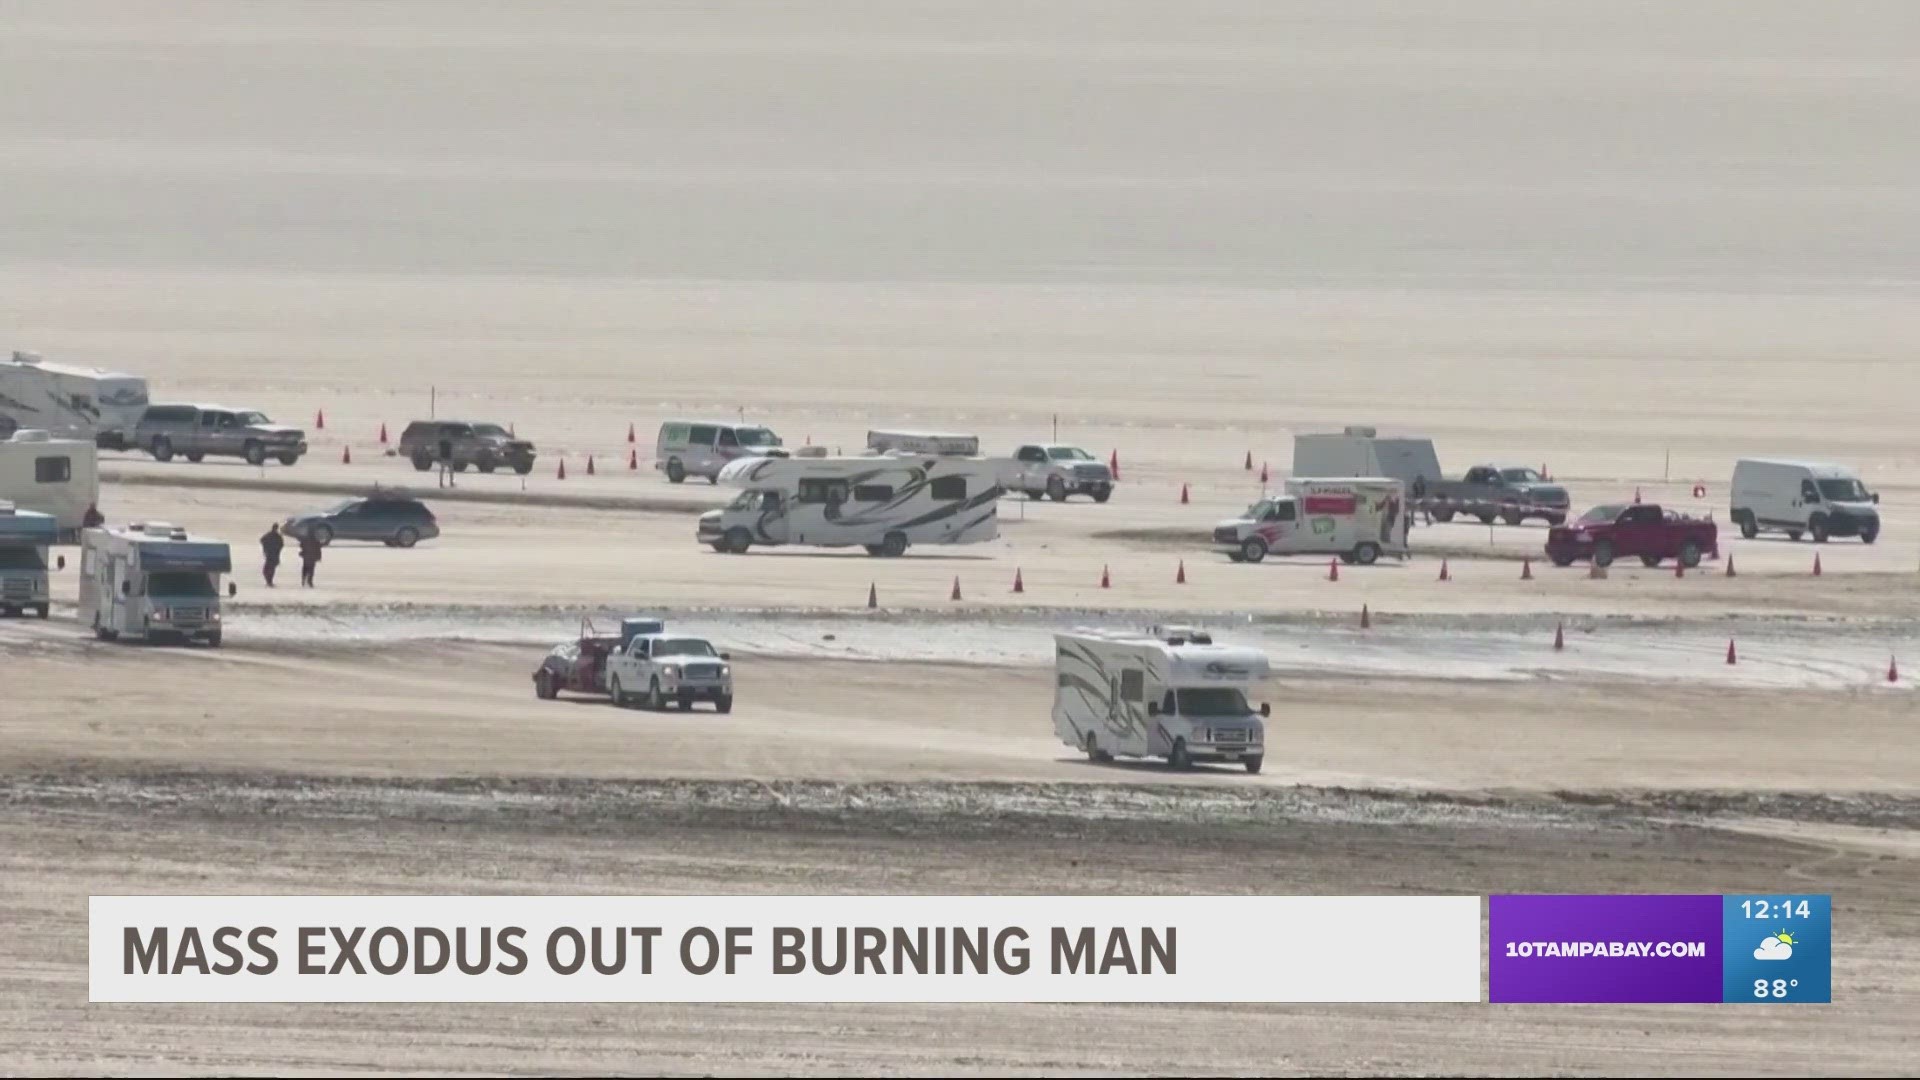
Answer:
xmin=1213 ymin=477 xmax=1410 ymax=564
xmin=1731 ymin=459 xmax=1880 ymax=543
xmin=654 ymin=420 xmax=787 ymax=484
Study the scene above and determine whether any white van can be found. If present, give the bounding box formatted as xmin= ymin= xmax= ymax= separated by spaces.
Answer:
xmin=655 ymin=420 xmax=787 ymax=484
xmin=1053 ymin=626 xmax=1271 ymax=773
xmin=1730 ymin=459 xmax=1880 ymax=543
xmin=1213 ymin=477 xmax=1411 ymax=564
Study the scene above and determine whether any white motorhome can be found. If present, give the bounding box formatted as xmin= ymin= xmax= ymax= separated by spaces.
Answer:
xmin=1731 ymin=459 xmax=1880 ymax=544
xmin=0 ymin=350 xmax=149 ymax=448
xmin=697 ymin=454 xmax=1001 ymax=556
xmin=1213 ymin=477 xmax=1410 ymax=564
xmin=0 ymin=502 xmax=61 ymax=618
xmin=1292 ymin=426 xmax=1442 ymax=489
xmin=78 ymin=522 xmax=236 ymax=646
xmin=1053 ymin=626 xmax=1271 ymax=773
xmin=865 ymin=429 xmax=981 ymax=457
xmin=0 ymin=430 xmax=100 ymax=535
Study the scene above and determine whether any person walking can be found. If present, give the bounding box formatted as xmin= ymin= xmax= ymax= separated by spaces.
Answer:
xmin=260 ymin=522 xmax=284 ymax=587
xmin=298 ymin=531 xmax=322 ymax=588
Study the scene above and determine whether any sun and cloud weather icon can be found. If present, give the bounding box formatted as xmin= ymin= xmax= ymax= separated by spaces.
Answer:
xmin=1754 ymin=931 xmax=1798 ymax=961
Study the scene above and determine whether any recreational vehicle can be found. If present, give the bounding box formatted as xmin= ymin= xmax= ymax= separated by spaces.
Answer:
xmin=0 ymin=502 xmax=61 ymax=618
xmin=1213 ymin=477 xmax=1410 ymax=564
xmin=1053 ymin=626 xmax=1271 ymax=773
xmin=0 ymin=430 xmax=100 ymax=535
xmin=865 ymin=430 xmax=981 ymax=457
xmin=78 ymin=522 xmax=236 ymax=646
xmin=698 ymin=454 xmax=1000 ymax=556
xmin=0 ymin=350 xmax=149 ymax=448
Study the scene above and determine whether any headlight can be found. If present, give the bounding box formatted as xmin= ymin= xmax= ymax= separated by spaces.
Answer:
xmin=152 ymin=608 xmax=170 ymax=621
xmin=719 ymin=665 xmax=730 ymax=676
xmin=209 ymin=611 xmax=221 ymax=621
xmin=662 ymin=664 xmax=680 ymax=677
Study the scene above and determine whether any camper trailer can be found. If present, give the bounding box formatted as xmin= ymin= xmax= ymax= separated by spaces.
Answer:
xmin=864 ymin=430 xmax=981 ymax=457
xmin=0 ymin=430 xmax=100 ymax=535
xmin=697 ymin=454 xmax=1000 ymax=556
xmin=1053 ymin=626 xmax=1271 ymax=773
xmin=0 ymin=503 xmax=60 ymax=618
xmin=0 ymin=350 xmax=149 ymax=448
xmin=78 ymin=522 xmax=236 ymax=646
xmin=1213 ymin=477 xmax=1410 ymax=564
xmin=1292 ymin=426 xmax=1442 ymax=488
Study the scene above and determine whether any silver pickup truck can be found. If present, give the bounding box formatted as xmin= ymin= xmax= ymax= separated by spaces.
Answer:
xmin=135 ymin=403 xmax=308 ymax=466
xmin=1002 ymin=444 xmax=1114 ymax=502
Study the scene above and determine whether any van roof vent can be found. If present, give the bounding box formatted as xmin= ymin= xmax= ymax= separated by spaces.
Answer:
xmin=1342 ymin=425 xmax=1377 ymax=437
xmin=1149 ymin=624 xmax=1213 ymax=646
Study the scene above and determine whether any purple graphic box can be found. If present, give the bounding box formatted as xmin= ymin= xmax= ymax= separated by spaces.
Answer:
xmin=1490 ymin=895 xmax=1722 ymax=1003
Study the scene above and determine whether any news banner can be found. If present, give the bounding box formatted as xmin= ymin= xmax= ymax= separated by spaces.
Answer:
xmin=90 ymin=894 xmax=1831 ymax=1004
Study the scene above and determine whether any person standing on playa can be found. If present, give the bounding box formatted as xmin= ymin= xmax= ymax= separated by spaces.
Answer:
xmin=260 ymin=522 xmax=284 ymax=587
xmin=298 ymin=531 xmax=322 ymax=588
xmin=438 ymin=431 xmax=456 ymax=489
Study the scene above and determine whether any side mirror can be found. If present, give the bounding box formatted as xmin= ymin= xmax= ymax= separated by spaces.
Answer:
xmin=1146 ymin=702 xmax=1160 ymax=716
xmin=227 ymin=582 xmax=238 ymax=598
xmin=120 ymin=580 xmax=130 ymax=596
xmin=56 ymin=555 xmax=66 ymax=570
xmin=1872 ymin=492 xmax=1880 ymax=504
xmin=1259 ymin=703 xmax=1271 ymax=717
xmin=720 ymin=652 xmax=732 ymax=660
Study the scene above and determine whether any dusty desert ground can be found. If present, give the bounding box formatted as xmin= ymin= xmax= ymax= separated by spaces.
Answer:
xmin=4 ymin=0 xmax=1920 ymax=1075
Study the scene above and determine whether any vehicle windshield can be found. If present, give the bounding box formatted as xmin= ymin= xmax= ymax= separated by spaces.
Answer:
xmin=1579 ymin=504 xmax=1625 ymax=524
xmin=1817 ymin=478 xmax=1869 ymax=502
xmin=1247 ymin=499 xmax=1277 ymax=520
xmin=1047 ymin=446 xmax=1092 ymax=461
xmin=652 ymin=639 xmax=718 ymax=658
xmin=1500 ymin=468 xmax=1542 ymax=483
xmin=148 ymin=571 xmax=216 ymax=597
xmin=726 ymin=490 xmax=771 ymax=511
xmin=320 ymin=500 xmax=360 ymax=516
xmin=735 ymin=427 xmax=781 ymax=447
xmin=472 ymin=423 xmax=509 ymax=438
xmin=235 ymin=411 xmax=271 ymax=426
xmin=0 ymin=545 xmax=47 ymax=571
xmin=1174 ymin=687 xmax=1253 ymax=717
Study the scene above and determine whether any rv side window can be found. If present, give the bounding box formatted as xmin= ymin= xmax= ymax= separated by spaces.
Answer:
xmin=1120 ymin=670 xmax=1144 ymax=702
xmin=35 ymin=456 xmax=71 ymax=483
xmin=797 ymin=479 xmax=849 ymax=504
xmin=853 ymin=484 xmax=893 ymax=502
xmin=929 ymin=475 xmax=967 ymax=500
xmin=688 ymin=425 xmax=718 ymax=447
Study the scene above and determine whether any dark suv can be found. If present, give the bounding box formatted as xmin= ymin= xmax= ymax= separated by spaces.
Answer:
xmin=283 ymin=492 xmax=440 ymax=547
xmin=398 ymin=420 xmax=536 ymax=475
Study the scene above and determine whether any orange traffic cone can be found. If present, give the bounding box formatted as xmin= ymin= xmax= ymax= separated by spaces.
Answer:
xmin=1438 ymin=558 xmax=1451 ymax=582
xmin=1012 ymin=568 xmax=1024 ymax=593
xmin=1725 ymin=554 xmax=1736 ymax=578
xmin=1100 ymin=565 xmax=1111 ymax=589
xmin=1553 ymin=621 xmax=1565 ymax=651
xmin=509 ymin=422 xmax=515 ymax=437
xmin=1813 ymin=552 xmax=1823 ymax=576
xmin=342 ymin=445 xmax=353 ymax=465
xmin=1520 ymin=557 xmax=1533 ymax=581
xmin=1259 ymin=461 xmax=1270 ymax=485
xmin=1244 ymin=450 xmax=1253 ymax=471
xmin=627 ymin=423 xmax=636 ymax=444
xmin=950 ymin=576 xmax=963 ymax=601
xmin=1542 ymin=463 xmax=1550 ymax=481
xmin=1175 ymin=560 xmax=1186 ymax=584
xmin=628 ymin=447 xmax=639 ymax=470
xmin=378 ymin=422 xmax=388 ymax=444
xmin=1360 ymin=604 xmax=1371 ymax=630
xmin=586 ymin=455 xmax=596 ymax=476
xmin=1328 ymin=557 xmax=1340 ymax=582
xmin=315 ymin=408 xmax=325 ymax=430
xmin=1179 ymin=483 xmax=1190 ymax=505
xmin=1674 ymin=559 xmax=1685 ymax=579
xmin=1633 ymin=487 xmax=1642 ymax=504
xmin=1889 ymin=656 xmax=1900 ymax=683
xmin=1109 ymin=450 xmax=1121 ymax=481
xmin=557 ymin=459 xmax=567 ymax=480
xmin=1726 ymin=638 xmax=1738 ymax=665
xmin=867 ymin=583 xmax=878 ymax=609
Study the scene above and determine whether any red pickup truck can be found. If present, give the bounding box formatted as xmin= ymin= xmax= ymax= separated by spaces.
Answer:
xmin=1545 ymin=503 xmax=1719 ymax=569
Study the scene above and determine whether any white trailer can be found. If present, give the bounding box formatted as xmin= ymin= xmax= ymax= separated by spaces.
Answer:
xmin=1292 ymin=426 xmax=1442 ymax=489
xmin=0 ymin=350 xmax=149 ymax=448
xmin=78 ymin=522 xmax=236 ymax=646
xmin=698 ymin=454 xmax=1001 ymax=556
xmin=0 ymin=502 xmax=61 ymax=618
xmin=0 ymin=430 xmax=100 ymax=535
xmin=1212 ymin=477 xmax=1410 ymax=564
xmin=1053 ymin=626 xmax=1272 ymax=773
xmin=865 ymin=429 xmax=981 ymax=457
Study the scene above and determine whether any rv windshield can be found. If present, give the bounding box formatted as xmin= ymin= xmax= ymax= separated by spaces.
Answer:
xmin=1175 ymin=687 xmax=1253 ymax=717
xmin=235 ymin=411 xmax=271 ymax=426
xmin=1579 ymin=504 xmax=1625 ymax=525
xmin=1046 ymin=447 xmax=1092 ymax=461
xmin=735 ymin=428 xmax=780 ymax=447
xmin=148 ymin=571 xmax=216 ymax=597
xmin=0 ymin=546 xmax=47 ymax=571
xmin=652 ymin=639 xmax=718 ymax=658
xmin=1817 ymin=478 xmax=1869 ymax=502
xmin=1500 ymin=468 xmax=1543 ymax=483
xmin=726 ymin=490 xmax=769 ymax=511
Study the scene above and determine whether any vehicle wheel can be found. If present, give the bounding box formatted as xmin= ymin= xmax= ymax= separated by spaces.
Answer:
xmin=1431 ymin=507 xmax=1455 ymax=523
xmin=1024 ymin=489 xmax=1044 ymax=500
xmin=609 ymin=675 xmax=627 ymax=708
xmin=724 ymin=528 xmax=752 ymax=554
xmin=1810 ymin=514 xmax=1830 ymax=543
xmin=716 ymin=694 xmax=733 ymax=714
xmin=1227 ymin=551 xmax=1246 ymax=563
xmin=1091 ymin=487 xmax=1111 ymax=504
xmin=150 ymin=436 xmax=174 ymax=462
xmin=1047 ymin=475 xmax=1068 ymax=502
xmin=1352 ymin=542 xmax=1381 ymax=565
xmin=411 ymin=452 xmax=433 ymax=472
xmin=513 ymin=461 xmax=535 ymax=475
xmin=1787 ymin=530 xmax=1803 ymax=542
xmin=205 ymin=630 xmax=222 ymax=648
xmin=1501 ymin=509 xmax=1523 ymax=526
xmin=879 ymin=531 xmax=908 ymax=558
xmin=710 ymin=542 xmax=730 ymax=553
xmin=1550 ymin=552 xmax=1575 ymax=568
xmin=1243 ymin=755 xmax=1263 ymax=775
xmin=535 ymin=671 xmax=557 ymax=700
xmin=1740 ymin=515 xmax=1759 ymax=540
xmin=35 ymin=603 xmax=49 ymax=619
xmin=394 ymin=526 xmax=419 ymax=548
xmin=477 ymin=461 xmax=497 ymax=474
xmin=1084 ymin=732 xmax=1111 ymax=763
xmin=1167 ymin=738 xmax=1191 ymax=770
xmin=311 ymin=524 xmax=334 ymax=547
xmin=1476 ymin=511 xmax=1497 ymax=525
xmin=244 ymin=441 xmax=266 ymax=466
xmin=276 ymin=452 xmax=299 ymax=465
xmin=1240 ymin=536 xmax=1268 ymax=564
xmin=1862 ymin=525 xmax=1879 ymax=545
xmin=677 ymin=697 xmax=693 ymax=712
xmin=649 ymin=678 xmax=666 ymax=711
xmin=666 ymin=458 xmax=686 ymax=483
xmin=184 ymin=451 xmax=205 ymax=463
xmin=1545 ymin=514 xmax=1566 ymax=527
xmin=1592 ymin=540 xmax=1615 ymax=568
xmin=1679 ymin=540 xmax=1702 ymax=568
